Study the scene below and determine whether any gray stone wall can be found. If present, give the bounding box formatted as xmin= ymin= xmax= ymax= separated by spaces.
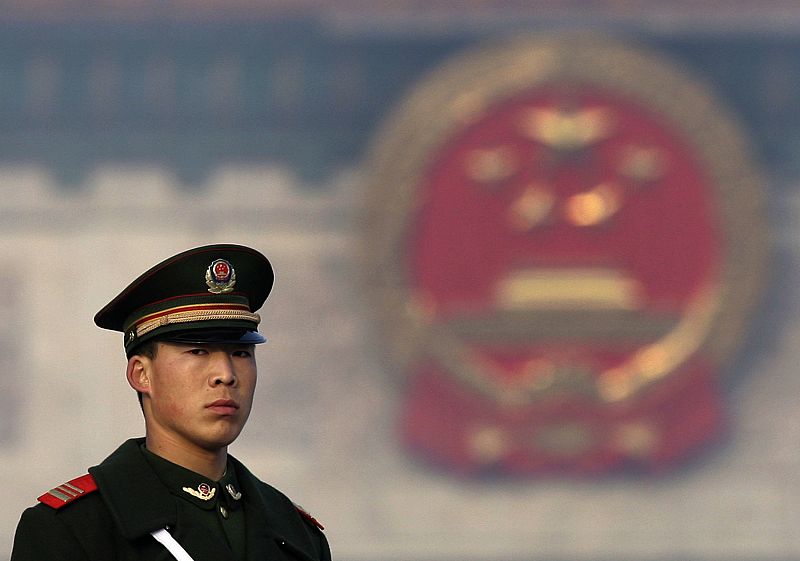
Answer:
xmin=0 ymin=164 xmax=797 ymax=560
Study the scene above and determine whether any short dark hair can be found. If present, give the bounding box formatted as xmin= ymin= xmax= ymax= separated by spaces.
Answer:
xmin=128 ymin=338 xmax=159 ymax=360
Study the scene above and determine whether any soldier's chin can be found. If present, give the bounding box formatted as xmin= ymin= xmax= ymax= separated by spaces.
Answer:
xmin=201 ymin=427 xmax=246 ymax=451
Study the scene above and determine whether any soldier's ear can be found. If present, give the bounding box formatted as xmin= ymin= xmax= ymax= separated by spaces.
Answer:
xmin=126 ymin=355 xmax=152 ymax=395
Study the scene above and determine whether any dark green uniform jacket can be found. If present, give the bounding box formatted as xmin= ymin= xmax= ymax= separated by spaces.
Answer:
xmin=11 ymin=438 xmax=331 ymax=561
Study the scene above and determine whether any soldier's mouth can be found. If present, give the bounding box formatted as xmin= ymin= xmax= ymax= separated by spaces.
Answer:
xmin=207 ymin=399 xmax=240 ymax=415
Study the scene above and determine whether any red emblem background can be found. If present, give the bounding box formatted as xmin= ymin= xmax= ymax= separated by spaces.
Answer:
xmin=363 ymin=36 xmax=769 ymax=476
xmin=212 ymin=259 xmax=232 ymax=282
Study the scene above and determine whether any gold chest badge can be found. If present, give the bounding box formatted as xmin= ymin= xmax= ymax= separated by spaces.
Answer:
xmin=183 ymin=483 xmax=216 ymax=500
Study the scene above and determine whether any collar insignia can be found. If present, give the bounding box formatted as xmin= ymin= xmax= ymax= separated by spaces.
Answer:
xmin=226 ymin=483 xmax=242 ymax=501
xmin=206 ymin=259 xmax=236 ymax=294
xmin=182 ymin=482 xmax=216 ymax=501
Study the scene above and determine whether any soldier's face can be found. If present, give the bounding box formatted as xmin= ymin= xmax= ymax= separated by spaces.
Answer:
xmin=137 ymin=341 xmax=257 ymax=454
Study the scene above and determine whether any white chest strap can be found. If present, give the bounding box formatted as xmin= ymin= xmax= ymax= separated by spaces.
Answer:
xmin=151 ymin=528 xmax=196 ymax=561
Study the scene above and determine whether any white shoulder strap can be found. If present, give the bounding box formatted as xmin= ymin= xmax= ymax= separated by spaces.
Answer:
xmin=151 ymin=528 xmax=196 ymax=561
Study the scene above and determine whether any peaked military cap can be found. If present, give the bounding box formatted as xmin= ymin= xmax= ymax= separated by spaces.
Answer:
xmin=95 ymin=244 xmax=274 ymax=354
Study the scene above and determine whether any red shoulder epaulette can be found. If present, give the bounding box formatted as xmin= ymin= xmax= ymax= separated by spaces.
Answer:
xmin=294 ymin=504 xmax=324 ymax=530
xmin=37 ymin=474 xmax=98 ymax=510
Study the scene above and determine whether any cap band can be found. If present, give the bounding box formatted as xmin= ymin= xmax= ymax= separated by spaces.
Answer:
xmin=133 ymin=303 xmax=261 ymax=338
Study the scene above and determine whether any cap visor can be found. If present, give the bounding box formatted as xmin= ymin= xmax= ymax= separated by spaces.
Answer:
xmin=160 ymin=328 xmax=266 ymax=345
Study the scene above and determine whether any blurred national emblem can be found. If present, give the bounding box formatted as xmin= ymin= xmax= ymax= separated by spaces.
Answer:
xmin=362 ymin=35 xmax=769 ymax=476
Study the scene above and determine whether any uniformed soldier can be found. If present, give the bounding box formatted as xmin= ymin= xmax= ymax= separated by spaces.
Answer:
xmin=11 ymin=244 xmax=331 ymax=561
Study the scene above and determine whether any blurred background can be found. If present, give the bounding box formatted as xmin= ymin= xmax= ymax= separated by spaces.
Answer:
xmin=2 ymin=1 xmax=800 ymax=559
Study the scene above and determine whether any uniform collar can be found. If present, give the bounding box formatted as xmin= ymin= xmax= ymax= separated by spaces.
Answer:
xmin=141 ymin=444 xmax=244 ymax=511
xmin=88 ymin=438 xmax=175 ymax=540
